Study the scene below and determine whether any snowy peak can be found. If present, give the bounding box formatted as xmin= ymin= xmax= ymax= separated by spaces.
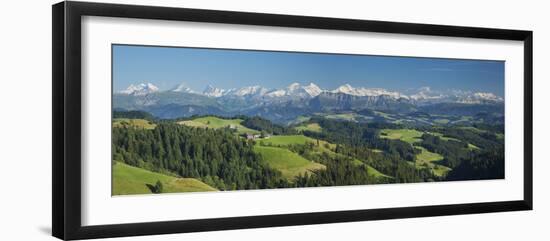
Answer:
xmin=118 ymin=82 xmax=503 ymax=105
xmin=410 ymin=86 xmax=444 ymax=101
xmin=119 ymin=83 xmax=159 ymax=96
xmin=303 ymin=83 xmax=322 ymax=97
xmin=264 ymin=82 xmax=323 ymax=98
xmin=287 ymin=82 xmax=301 ymax=91
xmin=409 ymin=87 xmax=504 ymax=104
xmin=333 ymin=84 xmax=355 ymax=95
xmin=285 ymin=82 xmax=317 ymax=97
xmin=265 ymin=89 xmax=286 ymax=97
xmin=172 ymin=82 xmax=197 ymax=94
xmin=331 ymin=84 xmax=405 ymax=99
xmin=203 ymin=85 xmax=226 ymax=97
xmin=457 ymin=92 xmax=504 ymax=104
xmin=227 ymin=85 xmax=268 ymax=97
xmin=473 ymin=92 xmax=503 ymax=101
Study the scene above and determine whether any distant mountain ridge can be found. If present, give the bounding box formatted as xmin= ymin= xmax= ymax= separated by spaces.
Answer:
xmin=118 ymin=83 xmax=159 ymax=96
xmin=117 ymin=82 xmax=503 ymax=104
xmin=114 ymin=82 xmax=504 ymax=122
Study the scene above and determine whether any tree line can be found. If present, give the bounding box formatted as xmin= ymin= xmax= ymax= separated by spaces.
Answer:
xmin=113 ymin=111 xmax=505 ymax=190
xmin=113 ymin=123 xmax=288 ymax=190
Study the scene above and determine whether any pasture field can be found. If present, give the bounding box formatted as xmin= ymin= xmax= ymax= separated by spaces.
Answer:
xmin=177 ymin=120 xmax=208 ymax=128
xmin=324 ymin=113 xmax=356 ymax=121
xmin=428 ymin=132 xmax=461 ymax=142
xmin=459 ymin=126 xmax=504 ymax=140
xmin=350 ymin=158 xmax=391 ymax=178
xmin=262 ymin=135 xmax=390 ymax=179
xmin=380 ymin=129 xmax=424 ymax=144
xmin=414 ymin=147 xmax=450 ymax=177
xmin=458 ymin=126 xmax=484 ymax=133
xmin=295 ymin=123 xmax=322 ymax=133
xmin=292 ymin=115 xmax=311 ymax=124
xmin=451 ymin=116 xmax=474 ymax=124
xmin=113 ymin=118 xmax=156 ymax=130
xmin=382 ymin=128 xmax=479 ymax=151
xmin=434 ymin=118 xmax=450 ymax=124
xmin=261 ymin=135 xmax=315 ymax=145
xmin=253 ymin=145 xmax=325 ymax=180
xmin=260 ymin=135 xmax=336 ymax=152
xmin=373 ymin=111 xmax=394 ymax=120
xmin=415 ymin=146 xmax=444 ymax=163
xmin=429 ymin=131 xmax=480 ymax=150
xmin=467 ymin=143 xmax=481 ymax=150
xmin=379 ymin=129 xmax=452 ymax=177
xmin=177 ymin=116 xmax=260 ymax=134
xmin=112 ymin=162 xmax=217 ymax=195
xmin=361 ymin=161 xmax=392 ymax=179
xmin=366 ymin=165 xmax=391 ymax=178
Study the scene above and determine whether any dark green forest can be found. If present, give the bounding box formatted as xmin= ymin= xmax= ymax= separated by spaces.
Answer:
xmin=113 ymin=112 xmax=505 ymax=192
xmin=113 ymin=124 xmax=288 ymax=190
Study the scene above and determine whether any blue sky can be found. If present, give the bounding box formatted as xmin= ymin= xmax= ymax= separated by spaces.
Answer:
xmin=113 ymin=44 xmax=504 ymax=96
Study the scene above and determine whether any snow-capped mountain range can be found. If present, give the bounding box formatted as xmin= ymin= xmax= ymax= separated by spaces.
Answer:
xmin=172 ymin=83 xmax=198 ymax=94
xmin=118 ymin=83 xmax=159 ymax=96
xmin=331 ymin=84 xmax=406 ymax=99
xmin=117 ymin=82 xmax=503 ymax=104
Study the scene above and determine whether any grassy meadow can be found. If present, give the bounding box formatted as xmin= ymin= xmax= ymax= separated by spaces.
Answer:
xmin=253 ymin=145 xmax=326 ymax=180
xmin=112 ymin=162 xmax=217 ymax=195
xmin=178 ymin=116 xmax=260 ymax=134
xmin=295 ymin=123 xmax=322 ymax=133
xmin=112 ymin=111 xmax=503 ymax=195
xmin=379 ymin=129 xmax=453 ymax=177
xmin=113 ymin=118 xmax=156 ymax=129
xmin=380 ymin=129 xmax=424 ymax=144
xmin=259 ymin=135 xmax=390 ymax=179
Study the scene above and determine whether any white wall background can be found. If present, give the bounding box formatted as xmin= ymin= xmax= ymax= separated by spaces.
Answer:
xmin=0 ymin=0 xmax=547 ymax=240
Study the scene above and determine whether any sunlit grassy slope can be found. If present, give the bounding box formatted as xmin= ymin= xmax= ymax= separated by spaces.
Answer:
xmin=113 ymin=118 xmax=156 ymax=130
xmin=112 ymin=162 xmax=217 ymax=195
xmin=253 ymin=145 xmax=325 ymax=180
xmin=177 ymin=116 xmax=260 ymax=134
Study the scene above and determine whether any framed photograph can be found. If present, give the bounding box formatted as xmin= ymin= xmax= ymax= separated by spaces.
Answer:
xmin=52 ymin=1 xmax=533 ymax=240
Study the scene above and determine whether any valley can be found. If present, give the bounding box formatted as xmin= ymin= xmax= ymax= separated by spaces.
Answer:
xmin=112 ymin=109 xmax=504 ymax=194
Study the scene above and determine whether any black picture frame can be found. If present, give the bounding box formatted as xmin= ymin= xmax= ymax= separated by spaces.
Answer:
xmin=52 ymin=1 xmax=533 ymax=240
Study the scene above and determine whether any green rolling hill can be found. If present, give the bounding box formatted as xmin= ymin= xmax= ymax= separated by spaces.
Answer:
xmin=113 ymin=162 xmax=217 ymax=195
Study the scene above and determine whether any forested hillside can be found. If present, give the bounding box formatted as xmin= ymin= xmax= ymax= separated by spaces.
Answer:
xmin=112 ymin=113 xmax=505 ymax=194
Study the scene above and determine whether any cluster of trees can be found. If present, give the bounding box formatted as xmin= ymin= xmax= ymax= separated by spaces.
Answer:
xmin=295 ymin=157 xmax=378 ymax=187
xmin=113 ymin=110 xmax=154 ymax=120
xmin=147 ymin=180 xmax=164 ymax=194
xmin=300 ymin=118 xmax=437 ymax=182
xmin=417 ymin=134 xmax=472 ymax=168
xmin=241 ymin=116 xmax=297 ymax=135
xmin=414 ymin=129 xmax=504 ymax=180
xmin=300 ymin=118 xmax=505 ymax=182
xmin=335 ymin=144 xmax=435 ymax=183
xmin=302 ymin=117 xmax=379 ymax=147
xmin=446 ymin=147 xmax=504 ymax=180
xmin=113 ymin=110 xmax=505 ymax=190
xmin=435 ymin=127 xmax=503 ymax=151
xmin=472 ymin=123 xmax=505 ymax=133
xmin=270 ymin=141 xmax=384 ymax=186
xmin=112 ymin=123 xmax=288 ymax=191
xmin=301 ymin=118 xmax=419 ymax=162
xmin=421 ymin=127 xmax=505 ymax=180
xmin=259 ymin=140 xmax=384 ymax=187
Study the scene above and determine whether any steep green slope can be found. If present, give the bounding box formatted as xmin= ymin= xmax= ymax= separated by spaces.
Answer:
xmin=253 ymin=146 xmax=325 ymax=180
xmin=113 ymin=162 xmax=217 ymax=195
xmin=178 ymin=116 xmax=259 ymax=134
